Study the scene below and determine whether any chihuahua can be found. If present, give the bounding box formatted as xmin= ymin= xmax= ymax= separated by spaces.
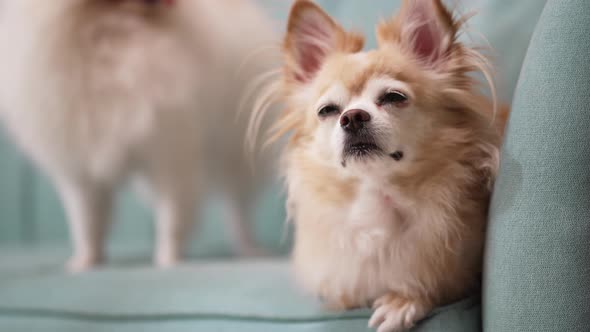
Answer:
xmin=252 ymin=0 xmax=505 ymax=331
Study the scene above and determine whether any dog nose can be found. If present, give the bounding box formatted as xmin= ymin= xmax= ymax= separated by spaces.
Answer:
xmin=340 ymin=109 xmax=371 ymax=132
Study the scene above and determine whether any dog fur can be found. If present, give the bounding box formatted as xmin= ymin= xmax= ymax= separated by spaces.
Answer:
xmin=0 ymin=0 xmax=277 ymax=272
xmin=252 ymin=1 xmax=506 ymax=331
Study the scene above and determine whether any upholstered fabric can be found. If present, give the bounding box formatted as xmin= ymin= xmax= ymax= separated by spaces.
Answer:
xmin=483 ymin=0 xmax=590 ymax=330
xmin=0 ymin=250 xmax=479 ymax=332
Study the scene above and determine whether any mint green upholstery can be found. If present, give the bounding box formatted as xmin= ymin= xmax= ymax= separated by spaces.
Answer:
xmin=0 ymin=1 xmax=555 ymax=331
xmin=484 ymin=0 xmax=590 ymax=330
xmin=0 ymin=250 xmax=480 ymax=332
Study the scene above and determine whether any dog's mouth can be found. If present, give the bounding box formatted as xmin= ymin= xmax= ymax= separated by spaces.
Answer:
xmin=340 ymin=130 xmax=405 ymax=167
xmin=341 ymin=129 xmax=385 ymax=166
xmin=342 ymin=141 xmax=384 ymax=165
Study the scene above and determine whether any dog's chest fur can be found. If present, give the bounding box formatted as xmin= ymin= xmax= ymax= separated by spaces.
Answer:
xmin=289 ymin=160 xmax=418 ymax=306
xmin=0 ymin=3 xmax=207 ymax=180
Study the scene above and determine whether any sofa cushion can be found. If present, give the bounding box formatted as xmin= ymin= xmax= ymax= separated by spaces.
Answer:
xmin=0 ymin=249 xmax=479 ymax=332
xmin=483 ymin=0 xmax=590 ymax=331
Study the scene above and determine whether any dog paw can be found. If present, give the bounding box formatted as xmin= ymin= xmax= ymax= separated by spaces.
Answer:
xmin=368 ymin=293 xmax=430 ymax=332
xmin=66 ymin=254 xmax=102 ymax=273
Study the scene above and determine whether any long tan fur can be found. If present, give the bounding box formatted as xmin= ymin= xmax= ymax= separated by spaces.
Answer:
xmin=251 ymin=1 xmax=507 ymax=331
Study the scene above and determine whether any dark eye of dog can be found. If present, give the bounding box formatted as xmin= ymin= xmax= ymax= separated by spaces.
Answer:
xmin=377 ymin=91 xmax=408 ymax=107
xmin=318 ymin=104 xmax=340 ymax=117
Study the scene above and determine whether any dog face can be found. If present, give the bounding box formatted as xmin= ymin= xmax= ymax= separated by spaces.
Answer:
xmin=276 ymin=0 xmax=498 ymax=180
xmin=307 ymin=51 xmax=435 ymax=176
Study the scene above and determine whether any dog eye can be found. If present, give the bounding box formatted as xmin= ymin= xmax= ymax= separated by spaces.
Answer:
xmin=318 ymin=104 xmax=340 ymax=117
xmin=377 ymin=91 xmax=408 ymax=107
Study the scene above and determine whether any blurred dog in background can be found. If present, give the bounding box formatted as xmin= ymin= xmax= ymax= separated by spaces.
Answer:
xmin=0 ymin=0 xmax=277 ymax=272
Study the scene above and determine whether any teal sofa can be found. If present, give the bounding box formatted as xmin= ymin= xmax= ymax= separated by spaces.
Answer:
xmin=3 ymin=1 xmax=588 ymax=331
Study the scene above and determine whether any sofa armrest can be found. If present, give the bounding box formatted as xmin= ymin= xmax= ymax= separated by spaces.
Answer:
xmin=483 ymin=1 xmax=590 ymax=331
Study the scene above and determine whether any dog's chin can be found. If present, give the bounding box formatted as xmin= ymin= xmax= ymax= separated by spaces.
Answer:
xmin=341 ymin=143 xmax=384 ymax=167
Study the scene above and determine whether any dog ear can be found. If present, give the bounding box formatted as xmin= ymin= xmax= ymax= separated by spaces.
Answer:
xmin=377 ymin=0 xmax=457 ymax=67
xmin=283 ymin=0 xmax=364 ymax=84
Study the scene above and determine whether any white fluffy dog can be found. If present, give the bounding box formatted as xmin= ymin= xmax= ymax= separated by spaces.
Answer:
xmin=0 ymin=0 xmax=277 ymax=272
